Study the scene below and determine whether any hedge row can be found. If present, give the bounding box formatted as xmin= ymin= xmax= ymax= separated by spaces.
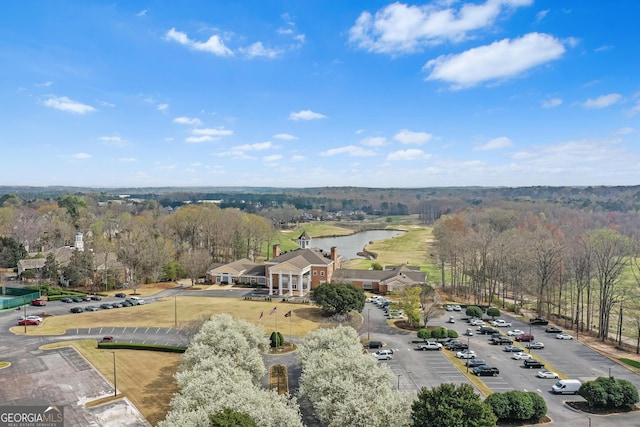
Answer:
xmin=97 ymin=342 xmax=187 ymax=353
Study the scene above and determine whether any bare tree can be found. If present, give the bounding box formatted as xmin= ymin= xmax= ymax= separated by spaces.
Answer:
xmin=180 ymin=249 xmax=212 ymax=286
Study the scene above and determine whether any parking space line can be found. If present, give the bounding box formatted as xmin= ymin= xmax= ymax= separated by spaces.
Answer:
xmin=144 ymin=327 xmax=149 ymax=334
xmin=122 ymin=327 xmax=127 ymax=333
xmin=165 ymin=329 xmax=170 ymax=334
xmin=155 ymin=328 xmax=161 ymax=334
xmin=133 ymin=327 xmax=138 ymax=334
xmin=99 ymin=327 xmax=103 ymax=333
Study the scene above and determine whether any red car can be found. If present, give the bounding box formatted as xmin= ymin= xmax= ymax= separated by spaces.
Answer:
xmin=515 ymin=333 xmax=535 ymax=342
xmin=31 ymin=299 xmax=47 ymax=306
xmin=18 ymin=319 xmax=40 ymax=326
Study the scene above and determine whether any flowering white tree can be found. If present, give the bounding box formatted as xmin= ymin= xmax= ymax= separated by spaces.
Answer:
xmin=159 ymin=314 xmax=303 ymax=427
xmin=298 ymin=326 xmax=413 ymax=426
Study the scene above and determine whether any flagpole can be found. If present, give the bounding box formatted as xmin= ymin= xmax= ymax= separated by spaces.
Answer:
xmin=275 ymin=308 xmax=278 ymax=350
xmin=289 ymin=311 xmax=292 ymax=345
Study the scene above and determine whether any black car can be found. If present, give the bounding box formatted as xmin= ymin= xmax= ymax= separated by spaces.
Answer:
xmin=60 ymin=297 xmax=73 ymax=303
xmin=70 ymin=307 xmax=84 ymax=313
xmin=100 ymin=303 xmax=114 ymax=309
xmin=523 ymin=359 xmax=545 ymax=369
xmin=121 ymin=300 xmax=133 ymax=307
xmin=115 ymin=292 xmax=127 ymax=298
xmin=447 ymin=342 xmax=469 ymax=351
xmin=529 ymin=317 xmax=549 ymax=325
xmin=478 ymin=326 xmax=497 ymax=335
xmin=472 ymin=365 xmax=500 ymax=376
xmin=366 ymin=341 xmax=383 ymax=349
xmin=466 ymin=358 xmax=486 ymax=367
xmin=90 ymin=295 xmax=102 ymax=301
xmin=71 ymin=296 xmax=83 ymax=303
xmin=545 ymin=326 xmax=562 ymax=333
xmin=85 ymin=306 xmax=99 ymax=311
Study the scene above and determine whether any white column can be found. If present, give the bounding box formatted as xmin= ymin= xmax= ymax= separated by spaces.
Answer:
xmin=299 ymin=273 xmax=304 ymax=297
xmin=288 ymin=271 xmax=293 ymax=296
xmin=278 ymin=271 xmax=283 ymax=296
xmin=268 ymin=273 xmax=273 ymax=295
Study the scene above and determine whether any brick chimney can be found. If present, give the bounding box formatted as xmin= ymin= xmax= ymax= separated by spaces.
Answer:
xmin=273 ymin=244 xmax=281 ymax=258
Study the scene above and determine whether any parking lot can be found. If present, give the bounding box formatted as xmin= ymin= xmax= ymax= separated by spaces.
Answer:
xmin=365 ymin=300 xmax=640 ymax=425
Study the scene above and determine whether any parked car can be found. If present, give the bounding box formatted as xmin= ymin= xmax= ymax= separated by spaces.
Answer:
xmin=469 ymin=319 xmax=485 ymax=326
xmin=545 ymin=326 xmax=562 ymax=333
xmin=537 ymin=370 xmax=559 ymax=379
xmin=551 ymin=379 xmax=582 ymax=394
xmin=101 ymin=336 xmax=114 ymax=342
xmin=70 ymin=307 xmax=84 ymax=313
xmin=478 ymin=326 xmax=497 ymax=335
xmin=82 ymin=295 xmax=91 ymax=301
xmin=465 ymin=358 xmax=486 ymax=367
xmin=530 ymin=317 xmax=549 ymax=325
xmin=100 ymin=303 xmax=114 ymax=309
xmin=456 ymin=349 xmax=476 ymax=359
xmin=491 ymin=336 xmax=513 ymax=345
xmin=60 ymin=297 xmax=73 ymax=303
xmin=491 ymin=319 xmax=512 ymax=327
xmin=70 ymin=296 xmax=83 ymax=303
xmin=445 ymin=305 xmax=454 ymax=311
xmin=416 ymin=341 xmax=443 ymax=351
xmin=18 ymin=318 xmax=40 ymax=326
xmin=111 ymin=302 xmax=123 ymax=308
xmin=31 ymin=299 xmax=46 ymax=306
xmin=366 ymin=341 xmax=383 ymax=349
xmin=507 ymin=329 xmax=525 ymax=336
xmin=85 ymin=306 xmax=99 ymax=311
xmin=372 ymin=350 xmax=393 ymax=360
xmin=512 ymin=352 xmax=533 ymax=360
xmin=121 ymin=300 xmax=133 ymax=307
xmin=525 ymin=341 xmax=545 ymax=349
xmin=523 ymin=359 xmax=545 ymax=369
xmin=452 ymin=305 xmax=462 ymax=311
xmin=447 ymin=342 xmax=469 ymax=351
xmin=472 ymin=365 xmax=499 ymax=376
xmin=20 ymin=315 xmax=43 ymax=322
xmin=464 ymin=328 xmax=474 ymax=336
xmin=515 ymin=333 xmax=535 ymax=342
xmin=556 ymin=333 xmax=574 ymax=340
xmin=90 ymin=295 xmax=102 ymax=301
xmin=503 ymin=345 xmax=521 ymax=352
xmin=115 ymin=292 xmax=127 ymax=298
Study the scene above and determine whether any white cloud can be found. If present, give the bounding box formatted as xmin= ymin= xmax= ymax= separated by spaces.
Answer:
xmin=43 ymin=96 xmax=96 ymax=114
xmin=289 ymin=109 xmax=328 ymax=121
xmin=535 ymin=9 xmax=549 ymax=22
xmin=157 ymin=103 xmax=169 ymax=111
xmin=233 ymin=142 xmax=272 ymax=151
xmin=580 ymin=93 xmax=622 ymax=109
xmin=394 ymin=129 xmax=433 ymax=144
xmin=240 ymin=42 xmax=281 ymax=58
xmin=424 ymin=33 xmax=566 ymax=88
xmin=136 ymin=9 xmax=147 ymax=17
xmin=35 ymin=81 xmax=53 ymax=87
xmin=628 ymin=101 xmax=640 ymax=116
xmin=72 ymin=153 xmax=91 ymax=159
xmin=320 ymin=145 xmax=376 ymax=157
xmin=274 ymin=133 xmax=298 ymax=140
xmin=118 ymin=157 xmax=136 ymax=162
xmin=613 ymin=127 xmax=634 ymax=135
xmin=291 ymin=155 xmax=305 ymax=161
xmin=355 ymin=129 xmax=366 ymax=135
xmin=475 ymin=136 xmax=513 ymax=150
xmin=541 ymin=98 xmax=562 ymax=108
xmin=192 ymin=127 xmax=233 ymax=137
xmin=360 ymin=136 xmax=388 ymax=147
xmin=99 ymin=136 xmax=126 ymax=147
xmin=174 ymin=116 xmax=201 ymax=125
xmin=386 ymin=149 xmax=431 ymax=161
xmin=186 ymin=135 xmax=215 ymax=143
xmin=165 ymin=28 xmax=233 ymax=57
xmin=595 ymin=44 xmax=613 ymax=52
xmin=264 ymin=154 xmax=283 ymax=162
xmin=349 ymin=0 xmax=534 ymax=54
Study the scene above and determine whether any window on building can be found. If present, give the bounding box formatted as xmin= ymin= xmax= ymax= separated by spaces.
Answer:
xmin=313 ymin=271 xmax=317 ymax=276
xmin=363 ymin=281 xmax=373 ymax=290
xmin=320 ymin=271 xmax=325 ymax=276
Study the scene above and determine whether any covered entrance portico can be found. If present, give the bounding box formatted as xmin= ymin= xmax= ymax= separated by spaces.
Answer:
xmin=268 ymin=262 xmax=311 ymax=297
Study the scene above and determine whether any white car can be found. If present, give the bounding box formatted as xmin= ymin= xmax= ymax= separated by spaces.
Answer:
xmin=525 ymin=341 xmax=545 ymax=349
xmin=19 ymin=315 xmax=44 ymax=323
xmin=512 ymin=352 xmax=533 ymax=360
xmin=456 ymin=349 xmax=476 ymax=359
xmin=416 ymin=341 xmax=443 ymax=351
xmin=445 ymin=305 xmax=454 ymax=311
xmin=372 ymin=350 xmax=393 ymax=360
xmin=491 ymin=319 xmax=512 ymax=327
xmin=452 ymin=305 xmax=462 ymax=311
xmin=556 ymin=333 xmax=573 ymax=340
xmin=507 ymin=329 xmax=525 ymax=336
xmin=470 ymin=319 xmax=485 ymax=327
xmin=537 ymin=370 xmax=559 ymax=379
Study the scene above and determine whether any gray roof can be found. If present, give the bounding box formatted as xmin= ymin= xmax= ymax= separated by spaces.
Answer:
xmin=266 ymin=248 xmax=333 ymax=266
xmin=333 ymin=264 xmax=426 ymax=284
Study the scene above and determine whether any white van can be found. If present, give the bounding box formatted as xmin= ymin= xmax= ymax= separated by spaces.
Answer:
xmin=551 ymin=379 xmax=581 ymax=394
xmin=128 ymin=296 xmax=145 ymax=305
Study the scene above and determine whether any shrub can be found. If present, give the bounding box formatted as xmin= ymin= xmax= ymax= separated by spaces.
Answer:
xmin=485 ymin=390 xmax=547 ymax=422
xmin=465 ymin=305 xmax=483 ymax=319
xmin=417 ymin=329 xmax=431 ymax=340
xmin=430 ymin=327 xmax=448 ymax=340
xmin=579 ymin=377 xmax=639 ymax=410
xmin=486 ymin=307 xmax=500 ymax=319
xmin=209 ymin=408 xmax=257 ymax=427
xmin=447 ymin=329 xmax=458 ymax=338
xmin=269 ymin=331 xmax=284 ymax=347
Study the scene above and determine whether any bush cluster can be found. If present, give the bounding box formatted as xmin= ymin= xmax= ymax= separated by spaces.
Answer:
xmin=579 ymin=377 xmax=639 ymax=410
xmin=417 ymin=328 xmax=457 ymax=340
xmin=485 ymin=390 xmax=547 ymax=422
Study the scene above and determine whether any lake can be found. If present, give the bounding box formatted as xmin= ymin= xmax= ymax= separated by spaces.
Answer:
xmin=310 ymin=229 xmax=405 ymax=260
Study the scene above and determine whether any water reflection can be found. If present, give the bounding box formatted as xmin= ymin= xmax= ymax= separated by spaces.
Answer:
xmin=310 ymin=229 xmax=404 ymax=260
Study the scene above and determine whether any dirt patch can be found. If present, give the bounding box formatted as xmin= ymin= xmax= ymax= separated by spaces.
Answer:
xmin=393 ymin=320 xmax=422 ymax=331
xmin=497 ymin=415 xmax=552 ymax=426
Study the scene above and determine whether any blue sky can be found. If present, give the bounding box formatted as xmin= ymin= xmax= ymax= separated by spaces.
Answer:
xmin=2 ymin=1 xmax=639 ymax=188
